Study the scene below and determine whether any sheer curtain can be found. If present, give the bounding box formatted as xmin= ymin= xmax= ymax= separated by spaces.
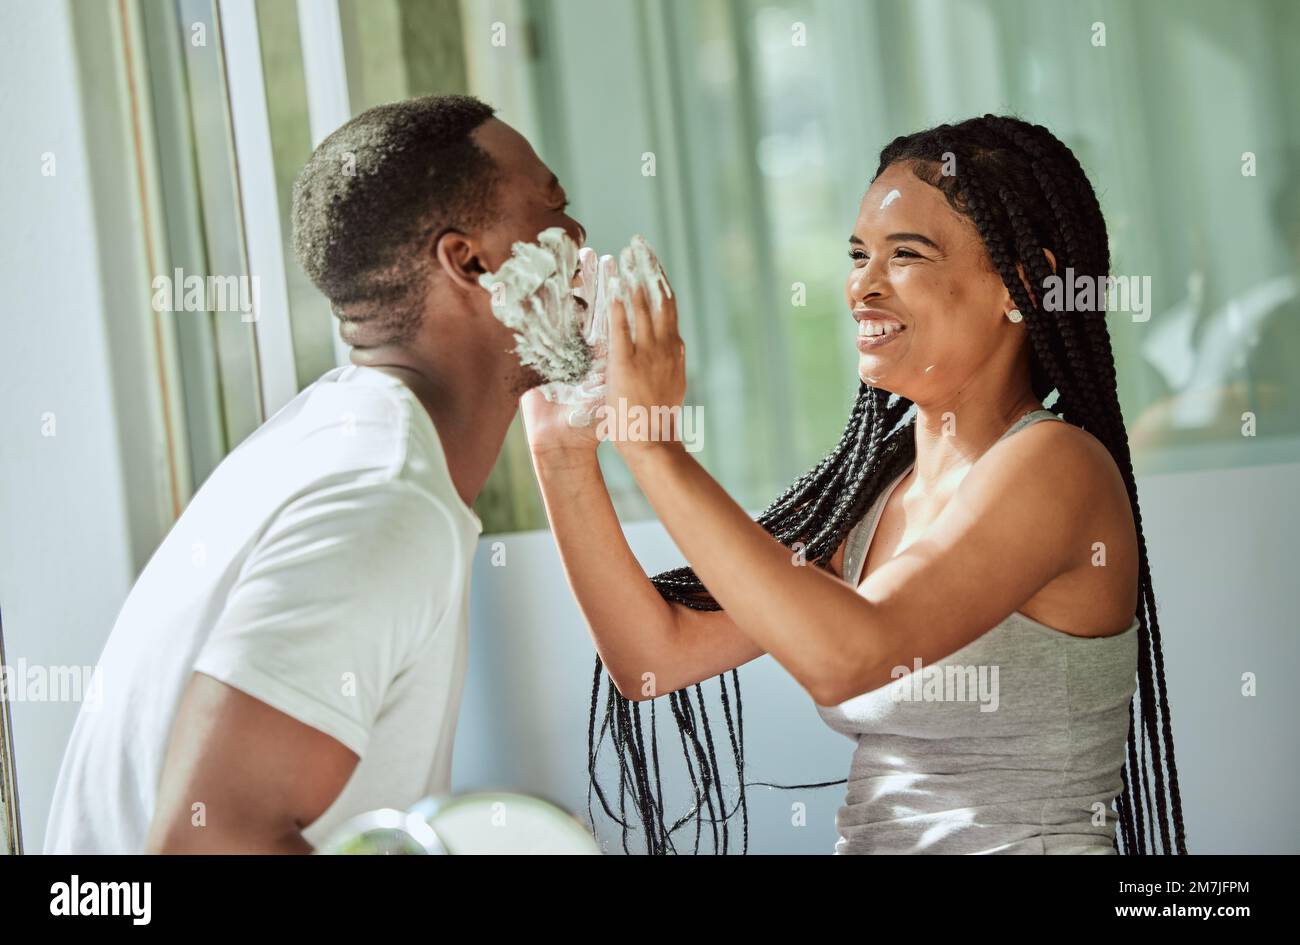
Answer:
xmin=171 ymin=0 xmax=1300 ymax=529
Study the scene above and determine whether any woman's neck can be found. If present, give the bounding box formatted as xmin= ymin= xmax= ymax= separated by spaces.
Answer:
xmin=908 ymin=392 xmax=1044 ymax=495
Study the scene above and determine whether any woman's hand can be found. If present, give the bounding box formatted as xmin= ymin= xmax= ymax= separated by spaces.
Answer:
xmin=521 ymin=385 xmax=602 ymax=461
xmin=521 ymin=246 xmax=615 ymax=462
xmin=605 ymin=271 xmax=687 ymax=457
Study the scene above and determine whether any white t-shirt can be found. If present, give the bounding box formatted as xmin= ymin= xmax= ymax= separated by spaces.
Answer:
xmin=43 ymin=364 xmax=483 ymax=853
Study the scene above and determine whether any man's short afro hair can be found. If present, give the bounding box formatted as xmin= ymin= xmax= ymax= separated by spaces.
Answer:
xmin=291 ymin=94 xmax=499 ymax=347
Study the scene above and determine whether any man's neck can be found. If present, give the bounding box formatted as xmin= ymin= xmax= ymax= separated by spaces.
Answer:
xmin=352 ymin=356 xmax=520 ymax=512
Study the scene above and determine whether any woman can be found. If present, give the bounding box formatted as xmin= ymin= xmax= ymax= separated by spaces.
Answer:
xmin=523 ymin=115 xmax=1186 ymax=855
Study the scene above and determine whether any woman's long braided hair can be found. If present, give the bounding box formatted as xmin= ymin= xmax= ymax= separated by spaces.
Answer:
xmin=587 ymin=114 xmax=1187 ymax=855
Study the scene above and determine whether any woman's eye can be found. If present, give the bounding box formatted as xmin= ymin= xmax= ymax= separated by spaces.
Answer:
xmin=848 ymin=247 xmax=921 ymax=262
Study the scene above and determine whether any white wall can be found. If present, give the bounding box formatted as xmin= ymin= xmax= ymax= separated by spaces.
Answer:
xmin=1135 ymin=459 xmax=1300 ymax=853
xmin=0 ymin=0 xmax=172 ymax=853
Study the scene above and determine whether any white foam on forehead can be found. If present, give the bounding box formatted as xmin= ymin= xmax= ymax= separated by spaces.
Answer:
xmin=880 ymin=188 xmax=903 ymax=209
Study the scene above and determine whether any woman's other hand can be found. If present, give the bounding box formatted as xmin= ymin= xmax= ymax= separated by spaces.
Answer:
xmin=604 ymin=241 xmax=686 ymax=456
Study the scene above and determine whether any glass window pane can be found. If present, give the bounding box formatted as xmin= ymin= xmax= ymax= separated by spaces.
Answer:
xmin=256 ymin=0 xmax=340 ymax=391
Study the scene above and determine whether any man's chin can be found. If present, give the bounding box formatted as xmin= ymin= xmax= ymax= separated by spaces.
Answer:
xmin=510 ymin=364 xmax=548 ymax=399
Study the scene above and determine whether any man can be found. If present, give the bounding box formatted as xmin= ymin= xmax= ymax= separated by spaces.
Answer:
xmin=44 ymin=94 xmax=586 ymax=853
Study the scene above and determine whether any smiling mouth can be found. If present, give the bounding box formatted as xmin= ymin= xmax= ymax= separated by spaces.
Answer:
xmin=856 ymin=320 xmax=906 ymax=350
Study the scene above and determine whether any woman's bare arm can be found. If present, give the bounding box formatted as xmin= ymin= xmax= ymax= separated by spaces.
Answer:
xmin=530 ymin=448 xmax=766 ymax=700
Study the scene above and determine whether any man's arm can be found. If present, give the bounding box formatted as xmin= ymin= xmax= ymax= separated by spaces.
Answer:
xmin=145 ymin=672 xmax=358 ymax=854
xmin=148 ymin=478 xmax=458 ymax=853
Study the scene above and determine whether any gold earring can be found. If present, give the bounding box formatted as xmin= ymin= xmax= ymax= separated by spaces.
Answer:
xmin=1006 ymin=309 xmax=1023 ymax=323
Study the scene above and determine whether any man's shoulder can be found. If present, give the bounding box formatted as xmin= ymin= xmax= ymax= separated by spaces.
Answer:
xmin=188 ymin=366 xmax=481 ymax=545
xmin=285 ymin=369 xmax=481 ymax=538
xmin=263 ymin=366 xmax=443 ymax=487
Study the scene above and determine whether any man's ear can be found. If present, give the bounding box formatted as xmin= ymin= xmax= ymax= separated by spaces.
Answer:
xmin=434 ymin=231 xmax=490 ymax=294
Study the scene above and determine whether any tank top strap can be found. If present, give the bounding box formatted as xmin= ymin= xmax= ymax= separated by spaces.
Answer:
xmin=840 ymin=498 xmax=876 ymax=583
xmin=995 ymin=408 xmax=1061 ymax=443
xmin=841 ymin=465 xmax=909 ymax=584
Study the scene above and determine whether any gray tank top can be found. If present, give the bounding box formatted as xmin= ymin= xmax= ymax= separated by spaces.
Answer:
xmin=814 ymin=409 xmax=1139 ymax=854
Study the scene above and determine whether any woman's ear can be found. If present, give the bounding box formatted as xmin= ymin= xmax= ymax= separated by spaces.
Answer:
xmin=1011 ymin=247 xmax=1060 ymax=310
xmin=434 ymin=231 xmax=489 ymax=293
xmin=1012 ymin=261 xmax=1038 ymax=309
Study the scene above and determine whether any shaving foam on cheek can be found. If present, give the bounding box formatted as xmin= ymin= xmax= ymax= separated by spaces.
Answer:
xmin=477 ymin=226 xmax=592 ymax=387
xmin=481 ymin=230 xmax=674 ymax=427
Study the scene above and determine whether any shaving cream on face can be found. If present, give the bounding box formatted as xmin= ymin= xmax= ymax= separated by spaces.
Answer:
xmin=480 ymin=229 xmax=674 ymax=427
xmin=478 ymin=226 xmax=592 ymax=388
